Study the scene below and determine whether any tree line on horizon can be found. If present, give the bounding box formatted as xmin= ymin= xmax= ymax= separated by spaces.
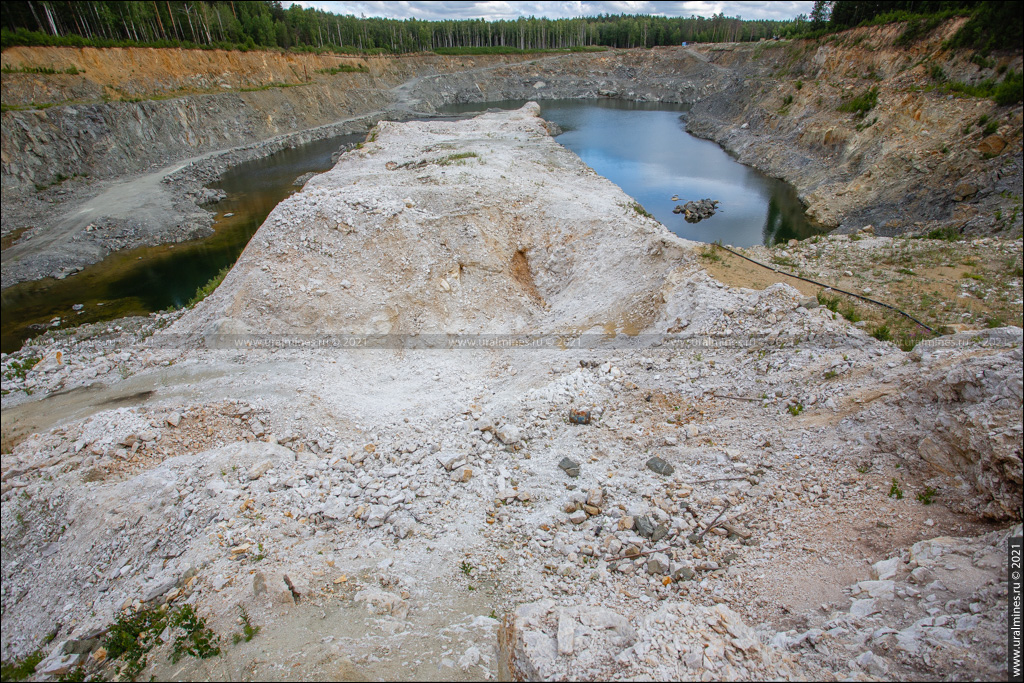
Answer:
xmin=0 ymin=0 xmax=799 ymax=53
xmin=0 ymin=1 xmax=1019 ymax=54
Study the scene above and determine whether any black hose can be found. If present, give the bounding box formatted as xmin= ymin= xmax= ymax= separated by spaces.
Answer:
xmin=710 ymin=243 xmax=935 ymax=333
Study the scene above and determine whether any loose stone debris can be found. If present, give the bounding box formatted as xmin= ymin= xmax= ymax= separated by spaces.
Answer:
xmin=1 ymin=104 xmax=1020 ymax=682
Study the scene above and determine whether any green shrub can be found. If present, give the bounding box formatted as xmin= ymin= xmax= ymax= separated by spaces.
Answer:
xmin=840 ymin=304 xmax=862 ymax=323
xmin=896 ymin=13 xmax=948 ymax=46
xmin=817 ymin=290 xmax=842 ymax=312
xmin=942 ymin=70 xmax=1023 ymax=105
xmin=629 ymin=201 xmax=653 ymax=219
xmin=0 ymin=651 xmax=45 ymax=682
xmin=316 ymin=63 xmax=369 ymax=74
xmin=838 ymin=86 xmax=879 ymax=118
xmin=947 ymin=1 xmax=1024 ymax=53
xmin=188 ymin=266 xmax=230 ymax=307
xmin=870 ymin=324 xmax=893 ymax=342
xmin=917 ymin=226 xmax=962 ymax=241
xmin=699 ymin=244 xmax=722 ymax=262
xmin=169 ymin=605 xmax=221 ymax=663
xmin=231 ymin=606 xmax=261 ymax=645
xmin=104 ymin=607 xmax=169 ymax=680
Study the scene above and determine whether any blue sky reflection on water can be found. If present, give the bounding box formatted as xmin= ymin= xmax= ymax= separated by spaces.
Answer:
xmin=440 ymin=98 xmax=820 ymax=246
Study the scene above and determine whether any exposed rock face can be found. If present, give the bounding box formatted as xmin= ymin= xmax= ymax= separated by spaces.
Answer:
xmin=902 ymin=332 xmax=1023 ymax=519
xmin=683 ymin=24 xmax=1023 ymax=236
xmin=4 ymin=23 xmax=1020 ymax=289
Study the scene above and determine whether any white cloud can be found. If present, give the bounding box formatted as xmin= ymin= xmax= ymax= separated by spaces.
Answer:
xmin=294 ymin=1 xmax=815 ymax=21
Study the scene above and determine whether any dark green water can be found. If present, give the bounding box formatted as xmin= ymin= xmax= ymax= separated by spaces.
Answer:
xmin=440 ymin=99 xmax=822 ymax=247
xmin=1 ymin=134 xmax=359 ymax=354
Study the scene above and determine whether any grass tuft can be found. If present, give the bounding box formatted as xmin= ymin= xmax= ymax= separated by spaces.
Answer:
xmin=188 ymin=266 xmax=230 ymax=307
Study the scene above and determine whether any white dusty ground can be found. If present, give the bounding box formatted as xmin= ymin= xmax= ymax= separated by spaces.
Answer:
xmin=1 ymin=104 xmax=1021 ymax=681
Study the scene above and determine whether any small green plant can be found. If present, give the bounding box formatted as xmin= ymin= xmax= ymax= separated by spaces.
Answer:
xmin=916 ymin=486 xmax=938 ymax=505
xmin=170 ymin=605 xmax=221 ymax=663
xmin=928 ymin=64 xmax=944 ymax=81
xmin=782 ymin=94 xmax=794 ymax=106
xmin=188 ymin=266 xmax=230 ymax=307
xmin=838 ymin=86 xmax=879 ymax=118
xmin=104 ymin=606 xmax=169 ymax=680
xmin=787 ymin=403 xmax=804 ymax=416
xmin=817 ymin=290 xmax=841 ymax=312
xmin=315 ymin=63 xmax=369 ymax=74
xmin=824 ymin=369 xmax=838 ymax=379
xmin=970 ymin=53 xmax=995 ymax=69
xmin=917 ymin=226 xmax=962 ymax=242
xmin=104 ymin=604 xmax=220 ymax=679
xmin=2 ymin=356 xmax=40 ymax=381
xmin=871 ymin=325 xmax=893 ymax=342
xmin=231 ymin=605 xmax=260 ymax=645
xmin=629 ymin=201 xmax=653 ymax=219
xmin=888 ymin=478 xmax=904 ymax=500
xmin=840 ymin=304 xmax=862 ymax=323
xmin=460 ymin=560 xmax=473 ymax=576
xmin=699 ymin=244 xmax=722 ymax=262
xmin=983 ymin=121 xmax=998 ymax=136
xmin=437 ymin=151 xmax=479 ymax=166
xmin=54 ymin=667 xmax=87 ymax=681
xmin=0 ymin=650 xmax=45 ymax=682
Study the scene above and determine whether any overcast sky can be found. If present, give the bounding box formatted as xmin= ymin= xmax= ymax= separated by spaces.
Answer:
xmin=293 ymin=2 xmax=816 ymax=22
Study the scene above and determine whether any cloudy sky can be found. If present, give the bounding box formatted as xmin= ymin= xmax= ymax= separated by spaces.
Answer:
xmin=294 ymin=2 xmax=816 ymax=22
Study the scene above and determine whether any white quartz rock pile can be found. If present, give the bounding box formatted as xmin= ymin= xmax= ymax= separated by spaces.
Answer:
xmin=499 ymin=599 xmax=799 ymax=681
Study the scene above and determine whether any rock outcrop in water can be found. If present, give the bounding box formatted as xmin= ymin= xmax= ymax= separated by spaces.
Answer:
xmin=673 ymin=198 xmax=719 ymax=223
xmin=1 ymin=104 xmax=1019 ymax=681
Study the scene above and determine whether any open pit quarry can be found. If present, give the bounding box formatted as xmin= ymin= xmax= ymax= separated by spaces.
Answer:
xmin=2 ymin=20 xmax=1022 ymax=287
xmin=2 ymin=101 xmax=1021 ymax=682
xmin=1 ymin=19 xmax=1023 ymax=683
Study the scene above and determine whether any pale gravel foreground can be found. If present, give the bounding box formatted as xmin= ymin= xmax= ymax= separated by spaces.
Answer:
xmin=1 ymin=104 xmax=1021 ymax=681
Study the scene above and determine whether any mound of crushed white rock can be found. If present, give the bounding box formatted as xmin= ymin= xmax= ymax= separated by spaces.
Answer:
xmin=1 ymin=104 xmax=1019 ymax=682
